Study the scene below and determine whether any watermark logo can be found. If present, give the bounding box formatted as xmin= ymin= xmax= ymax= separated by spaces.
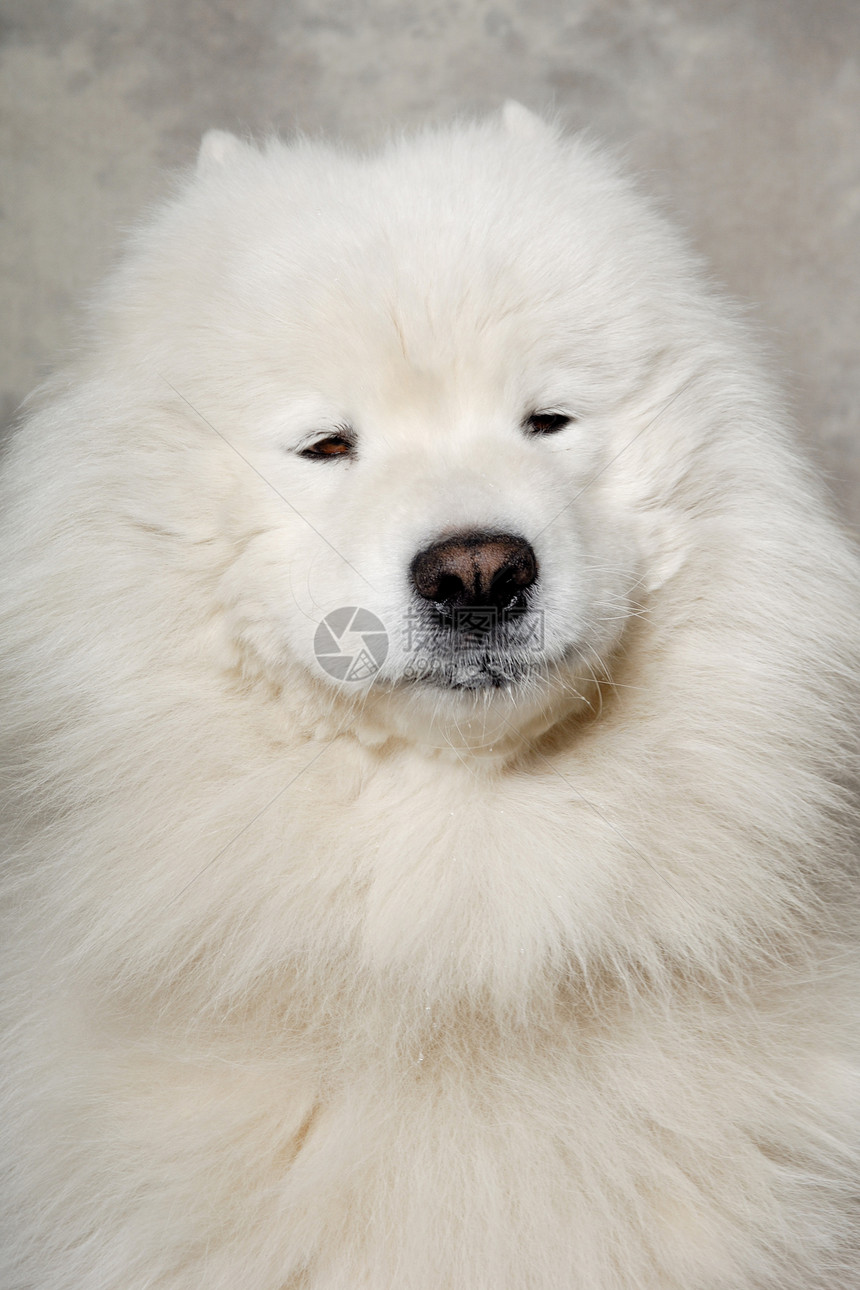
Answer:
xmin=313 ymin=606 xmax=389 ymax=681
xmin=314 ymin=605 xmax=545 ymax=683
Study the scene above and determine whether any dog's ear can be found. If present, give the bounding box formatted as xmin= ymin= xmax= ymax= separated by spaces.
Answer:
xmin=501 ymin=101 xmax=558 ymax=143
xmin=196 ymin=130 xmax=248 ymax=174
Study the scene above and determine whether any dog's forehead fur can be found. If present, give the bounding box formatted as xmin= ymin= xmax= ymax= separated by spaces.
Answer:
xmin=110 ymin=117 xmax=683 ymax=413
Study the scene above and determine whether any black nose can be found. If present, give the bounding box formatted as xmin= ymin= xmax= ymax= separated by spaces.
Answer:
xmin=410 ymin=531 xmax=538 ymax=612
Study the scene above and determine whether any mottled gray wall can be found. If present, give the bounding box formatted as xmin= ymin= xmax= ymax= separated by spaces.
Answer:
xmin=2 ymin=0 xmax=858 ymax=516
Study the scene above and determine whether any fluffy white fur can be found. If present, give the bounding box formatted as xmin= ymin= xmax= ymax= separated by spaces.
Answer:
xmin=1 ymin=105 xmax=859 ymax=1289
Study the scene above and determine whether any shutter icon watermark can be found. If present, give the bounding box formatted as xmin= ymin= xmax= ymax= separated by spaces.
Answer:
xmin=313 ymin=607 xmax=389 ymax=681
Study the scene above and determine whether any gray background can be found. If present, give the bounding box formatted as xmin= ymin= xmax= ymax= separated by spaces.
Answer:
xmin=2 ymin=0 xmax=858 ymax=518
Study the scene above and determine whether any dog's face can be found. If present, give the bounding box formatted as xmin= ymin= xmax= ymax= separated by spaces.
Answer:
xmin=235 ymin=320 xmax=643 ymax=726
xmin=127 ymin=111 xmax=693 ymax=743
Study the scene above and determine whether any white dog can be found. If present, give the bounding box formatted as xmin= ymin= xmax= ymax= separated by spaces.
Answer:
xmin=1 ymin=103 xmax=858 ymax=1289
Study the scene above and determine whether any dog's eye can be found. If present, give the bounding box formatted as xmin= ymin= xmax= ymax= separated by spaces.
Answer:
xmin=299 ymin=433 xmax=356 ymax=461
xmin=524 ymin=412 xmax=574 ymax=436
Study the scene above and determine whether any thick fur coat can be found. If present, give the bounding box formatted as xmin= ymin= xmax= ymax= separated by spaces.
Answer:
xmin=1 ymin=105 xmax=859 ymax=1288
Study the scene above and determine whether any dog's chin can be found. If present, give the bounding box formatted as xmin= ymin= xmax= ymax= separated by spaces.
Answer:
xmin=401 ymin=651 xmax=533 ymax=693
xmin=344 ymin=644 xmax=596 ymax=754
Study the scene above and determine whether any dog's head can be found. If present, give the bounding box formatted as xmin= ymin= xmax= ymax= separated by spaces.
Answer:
xmin=105 ymin=106 xmax=713 ymax=747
